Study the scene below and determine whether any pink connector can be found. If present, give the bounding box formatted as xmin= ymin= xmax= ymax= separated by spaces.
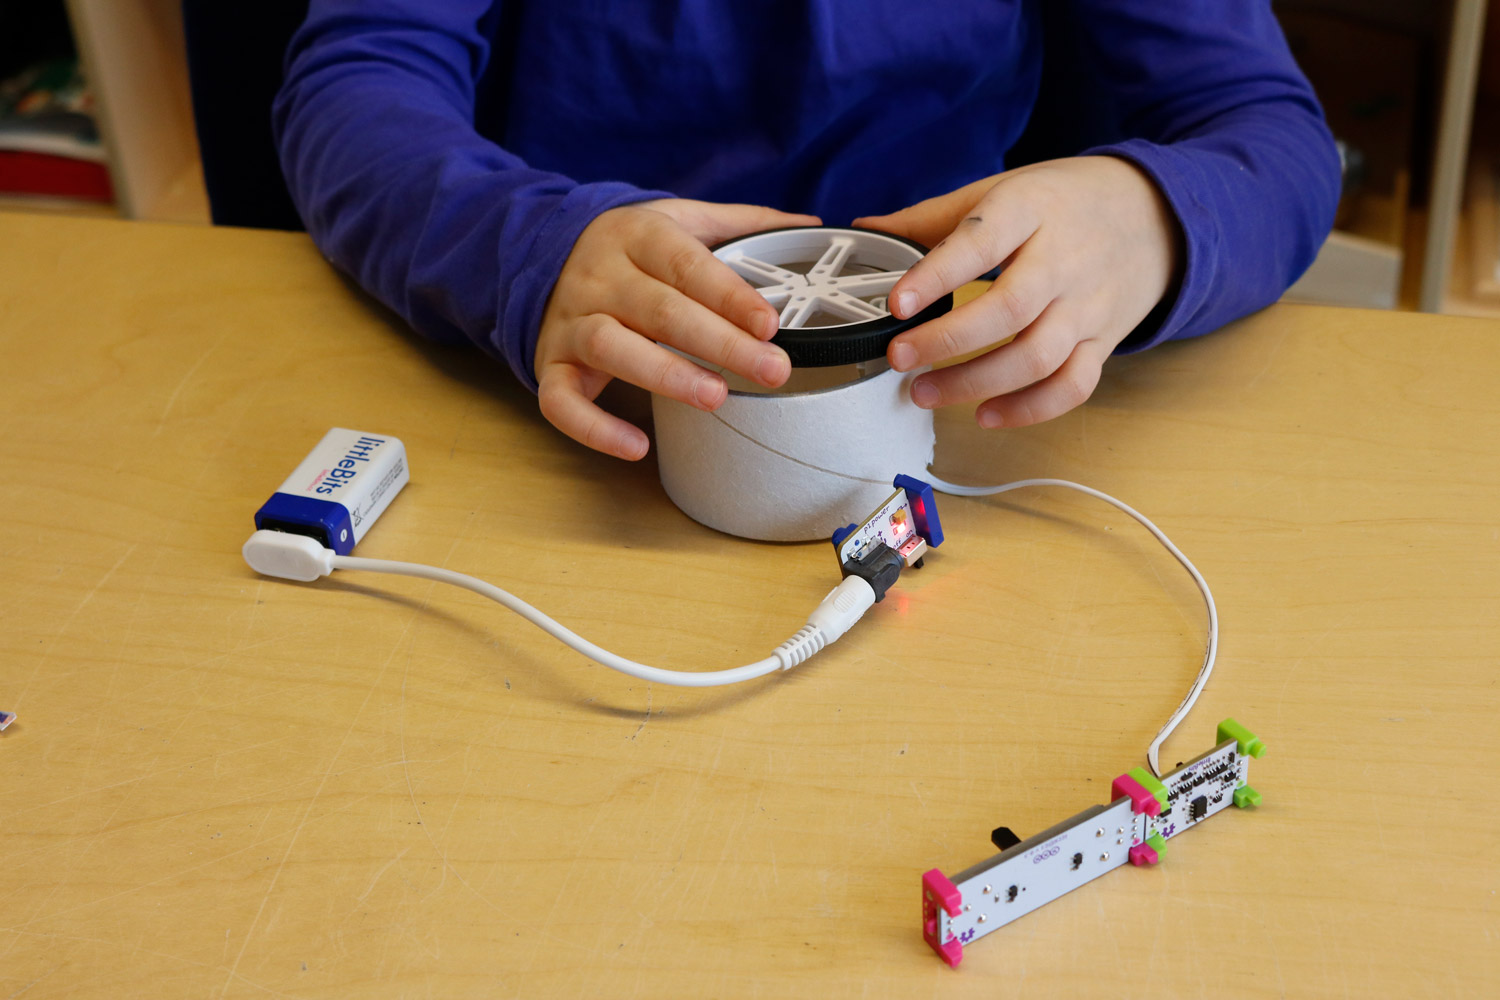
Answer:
xmin=1128 ymin=842 xmax=1160 ymax=866
xmin=921 ymin=869 xmax=963 ymax=967
xmin=1111 ymin=773 xmax=1162 ymax=816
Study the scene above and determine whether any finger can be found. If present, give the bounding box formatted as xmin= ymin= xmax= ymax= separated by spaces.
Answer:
xmin=619 ymin=278 xmax=791 ymax=387
xmin=537 ymin=363 xmax=650 ymax=461
xmin=973 ymin=338 xmax=1111 ymax=429
xmin=573 ymin=313 xmax=729 ymax=411
xmin=906 ymin=303 xmax=1076 ymax=409
xmin=853 ymin=177 xmax=995 ymax=248
xmin=659 ymin=199 xmax=822 ymax=245
xmin=885 ymin=194 xmax=1040 ymax=322
xmin=627 ymin=218 xmax=784 ymax=341
xmin=887 ymin=254 xmax=1054 ymax=371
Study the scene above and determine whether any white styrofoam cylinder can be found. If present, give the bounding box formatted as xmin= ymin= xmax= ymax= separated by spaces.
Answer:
xmin=653 ymin=365 xmax=935 ymax=542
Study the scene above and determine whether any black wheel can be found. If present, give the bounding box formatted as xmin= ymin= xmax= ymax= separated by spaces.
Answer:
xmin=712 ymin=226 xmax=953 ymax=367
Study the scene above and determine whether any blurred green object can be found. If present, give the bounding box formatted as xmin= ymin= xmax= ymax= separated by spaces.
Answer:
xmin=0 ymin=57 xmax=101 ymax=159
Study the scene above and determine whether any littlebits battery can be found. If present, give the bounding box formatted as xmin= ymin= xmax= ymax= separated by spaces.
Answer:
xmin=253 ymin=428 xmax=409 ymax=554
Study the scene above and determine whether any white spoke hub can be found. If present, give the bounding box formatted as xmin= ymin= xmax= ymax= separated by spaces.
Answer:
xmin=717 ymin=228 xmax=922 ymax=330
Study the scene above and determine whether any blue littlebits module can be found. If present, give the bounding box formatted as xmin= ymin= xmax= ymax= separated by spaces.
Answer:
xmin=831 ymin=474 xmax=943 ymax=570
xmin=254 ymin=428 xmax=409 ymax=554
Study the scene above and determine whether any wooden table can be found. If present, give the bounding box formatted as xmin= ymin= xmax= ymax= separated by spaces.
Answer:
xmin=1 ymin=211 xmax=1497 ymax=998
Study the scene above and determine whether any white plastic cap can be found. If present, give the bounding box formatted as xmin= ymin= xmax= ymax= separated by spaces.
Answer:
xmin=242 ymin=529 xmax=334 ymax=582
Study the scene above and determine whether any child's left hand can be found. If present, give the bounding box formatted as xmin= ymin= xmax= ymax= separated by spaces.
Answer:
xmin=853 ymin=156 xmax=1180 ymax=428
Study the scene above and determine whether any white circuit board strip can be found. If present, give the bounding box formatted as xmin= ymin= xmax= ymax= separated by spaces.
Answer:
xmin=1149 ymin=739 xmax=1247 ymax=840
xmin=923 ymin=721 xmax=1264 ymax=967
xmin=937 ymin=797 xmax=1144 ymax=950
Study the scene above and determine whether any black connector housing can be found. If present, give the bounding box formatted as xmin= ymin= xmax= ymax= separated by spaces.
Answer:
xmin=991 ymin=826 xmax=1022 ymax=852
xmin=840 ymin=541 xmax=905 ymax=602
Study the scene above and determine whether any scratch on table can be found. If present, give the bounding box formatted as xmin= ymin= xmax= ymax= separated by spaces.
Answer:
xmin=1273 ymin=617 xmax=1348 ymax=718
xmin=153 ymin=339 xmax=224 ymax=438
xmin=18 ymin=734 xmax=300 ymax=817
xmin=16 ymin=543 xmax=137 ymax=709
xmin=3 ymin=960 xmax=58 ymax=998
xmin=631 ymin=686 xmax=653 ymax=740
xmin=395 ymin=588 xmax=523 ymax=919
xmin=218 ymin=613 xmax=413 ymax=999
xmin=0 ymin=799 xmax=334 ymax=934
xmin=357 ymin=847 xmax=413 ymax=903
xmin=16 ymin=788 xmax=133 ymax=939
xmin=0 ymin=923 xmax=305 ymax=997
xmin=1243 ymin=324 xmax=1291 ymax=392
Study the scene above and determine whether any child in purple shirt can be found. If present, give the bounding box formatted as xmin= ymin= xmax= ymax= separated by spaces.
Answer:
xmin=275 ymin=1 xmax=1339 ymax=459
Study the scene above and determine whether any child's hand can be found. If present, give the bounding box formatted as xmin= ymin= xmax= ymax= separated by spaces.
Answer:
xmin=854 ymin=156 xmax=1180 ymax=428
xmin=536 ymin=198 xmax=820 ymax=460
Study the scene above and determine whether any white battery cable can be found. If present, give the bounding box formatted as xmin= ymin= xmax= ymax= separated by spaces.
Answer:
xmin=245 ymin=475 xmax=1215 ymax=775
xmin=242 ymin=528 xmax=875 ymax=688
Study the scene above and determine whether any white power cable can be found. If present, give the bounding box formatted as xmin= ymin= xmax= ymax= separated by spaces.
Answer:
xmin=241 ymin=529 xmax=876 ymax=688
xmin=923 ymin=476 xmax=1218 ymax=777
xmin=245 ymin=473 xmax=1217 ymax=772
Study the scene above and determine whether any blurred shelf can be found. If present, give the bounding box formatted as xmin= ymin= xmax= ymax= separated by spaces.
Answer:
xmin=1285 ymin=231 xmax=1404 ymax=310
xmin=1444 ymin=142 xmax=1500 ymax=316
xmin=1279 ymin=6 xmax=1420 ymax=309
xmin=0 ymin=191 xmax=116 ymax=217
xmin=65 ymin=0 xmax=208 ymax=223
xmin=143 ymin=158 xmax=210 ymax=223
xmin=1276 ymin=0 xmax=1492 ymax=316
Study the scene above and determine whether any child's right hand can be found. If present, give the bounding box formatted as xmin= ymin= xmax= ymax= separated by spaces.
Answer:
xmin=535 ymin=198 xmax=820 ymax=460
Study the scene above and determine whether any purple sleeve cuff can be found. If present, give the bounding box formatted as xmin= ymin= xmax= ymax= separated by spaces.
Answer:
xmin=1084 ymin=140 xmax=1213 ymax=354
xmin=1084 ymin=118 xmax=1338 ymax=354
xmin=498 ymin=182 xmax=673 ymax=392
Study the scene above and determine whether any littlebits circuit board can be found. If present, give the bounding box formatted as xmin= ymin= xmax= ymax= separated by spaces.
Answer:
xmin=831 ymin=474 xmax=943 ymax=597
xmin=826 ymin=477 xmax=1250 ymax=968
xmin=922 ymin=720 xmax=1266 ymax=967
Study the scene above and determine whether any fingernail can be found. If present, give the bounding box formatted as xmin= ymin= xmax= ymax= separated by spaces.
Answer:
xmin=910 ymin=379 xmax=939 ymax=408
xmin=694 ymin=374 xmax=726 ymax=408
xmin=894 ymin=290 xmax=918 ymax=318
xmin=759 ymin=311 xmax=780 ymax=340
xmin=976 ymin=407 xmax=1003 ymax=429
xmin=755 ymin=351 xmax=789 ymax=385
xmin=890 ymin=342 xmax=917 ymax=371
xmin=621 ymin=432 xmax=649 ymax=460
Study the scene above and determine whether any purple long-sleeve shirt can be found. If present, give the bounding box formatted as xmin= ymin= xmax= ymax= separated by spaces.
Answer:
xmin=272 ymin=1 xmax=1339 ymax=392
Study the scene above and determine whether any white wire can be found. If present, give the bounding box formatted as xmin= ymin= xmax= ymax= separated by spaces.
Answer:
xmin=330 ymin=554 xmax=784 ymax=688
xmin=323 ymin=478 xmax=1213 ymax=766
xmin=923 ymin=475 xmax=1218 ymax=777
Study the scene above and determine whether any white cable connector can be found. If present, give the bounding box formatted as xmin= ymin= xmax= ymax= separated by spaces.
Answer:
xmin=775 ymin=575 xmax=878 ymax=669
xmin=242 ymin=529 xmax=874 ymax=687
xmin=243 ymin=529 xmax=333 ymax=581
xmin=807 ymin=575 xmax=877 ymax=646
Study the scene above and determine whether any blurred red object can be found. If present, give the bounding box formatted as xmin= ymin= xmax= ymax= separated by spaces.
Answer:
xmin=0 ymin=149 xmax=112 ymax=201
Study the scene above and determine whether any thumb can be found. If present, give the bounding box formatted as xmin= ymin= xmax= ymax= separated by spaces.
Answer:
xmin=653 ymin=198 xmax=821 ymax=244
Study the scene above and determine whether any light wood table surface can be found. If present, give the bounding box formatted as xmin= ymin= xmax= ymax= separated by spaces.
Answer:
xmin=1 ymin=212 xmax=1497 ymax=998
